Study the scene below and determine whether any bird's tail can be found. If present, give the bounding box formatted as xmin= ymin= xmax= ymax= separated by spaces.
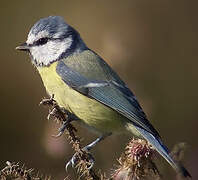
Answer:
xmin=133 ymin=126 xmax=191 ymax=178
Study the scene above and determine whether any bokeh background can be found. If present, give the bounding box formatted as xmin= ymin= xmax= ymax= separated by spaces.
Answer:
xmin=0 ymin=0 xmax=197 ymax=179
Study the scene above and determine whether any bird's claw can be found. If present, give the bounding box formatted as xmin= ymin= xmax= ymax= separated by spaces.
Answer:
xmin=47 ymin=107 xmax=57 ymax=120
xmin=65 ymin=153 xmax=78 ymax=170
xmin=39 ymin=94 xmax=56 ymax=106
xmin=65 ymin=149 xmax=95 ymax=171
xmin=52 ymin=121 xmax=68 ymax=138
xmin=40 ymin=95 xmax=74 ymax=138
xmin=40 ymin=95 xmax=62 ymax=121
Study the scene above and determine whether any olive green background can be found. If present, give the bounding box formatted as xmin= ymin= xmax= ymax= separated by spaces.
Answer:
xmin=0 ymin=1 xmax=197 ymax=179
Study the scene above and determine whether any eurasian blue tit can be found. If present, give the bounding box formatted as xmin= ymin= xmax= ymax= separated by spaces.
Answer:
xmin=16 ymin=16 xmax=191 ymax=178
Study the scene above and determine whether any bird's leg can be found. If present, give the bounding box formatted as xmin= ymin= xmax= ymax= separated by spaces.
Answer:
xmin=40 ymin=94 xmax=79 ymax=137
xmin=66 ymin=133 xmax=111 ymax=170
xmin=83 ymin=134 xmax=111 ymax=151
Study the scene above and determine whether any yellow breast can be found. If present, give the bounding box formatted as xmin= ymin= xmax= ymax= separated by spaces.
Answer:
xmin=37 ymin=62 xmax=126 ymax=134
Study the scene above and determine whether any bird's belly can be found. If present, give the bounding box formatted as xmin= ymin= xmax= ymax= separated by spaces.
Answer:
xmin=38 ymin=62 xmax=126 ymax=135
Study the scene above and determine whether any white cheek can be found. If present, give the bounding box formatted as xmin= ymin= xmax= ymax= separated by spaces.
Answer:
xmin=30 ymin=38 xmax=72 ymax=66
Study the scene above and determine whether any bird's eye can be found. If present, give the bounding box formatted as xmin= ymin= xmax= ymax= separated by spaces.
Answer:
xmin=36 ymin=37 xmax=48 ymax=46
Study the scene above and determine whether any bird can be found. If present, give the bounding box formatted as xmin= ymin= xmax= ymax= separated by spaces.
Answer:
xmin=16 ymin=16 xmax=191 ymax=178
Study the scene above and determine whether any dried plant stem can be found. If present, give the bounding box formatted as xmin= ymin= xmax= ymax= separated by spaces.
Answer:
xmin=111 ymin=139 xmax=161 ymax=180
xmin=40 ymin=95 xmax=100 ymax=180
xmin=0 ymin=161 xmax=51 ymax=180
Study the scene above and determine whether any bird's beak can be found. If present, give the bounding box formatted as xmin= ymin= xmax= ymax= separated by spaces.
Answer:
xmin=15 ymin=42 xmax=30 ymax=51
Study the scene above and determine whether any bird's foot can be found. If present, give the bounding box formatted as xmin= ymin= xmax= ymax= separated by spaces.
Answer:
xmin=40 ymin=94 xmax=65 ymax=121
xmin=49 ymin=108 xmax=78 ymax=138
xmin=65 ymin=146 xmax=95 ymax=170
xmin=65 ymin=135 xmax=110 ymax=170
xmin=39 ymin=94 xmax=56 ymax=107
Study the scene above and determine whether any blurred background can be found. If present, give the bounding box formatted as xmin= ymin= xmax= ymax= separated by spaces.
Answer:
xmin=0 ymin=0 xmax=197 ymax=179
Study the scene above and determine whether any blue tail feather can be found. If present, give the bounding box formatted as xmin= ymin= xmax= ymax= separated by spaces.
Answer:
xmin=135 ymin=126 xmax=191 ymax=178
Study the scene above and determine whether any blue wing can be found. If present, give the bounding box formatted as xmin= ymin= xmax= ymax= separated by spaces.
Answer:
xmin=56 ymin=58 xmax=191 ymax=177
xmin=56 ymin=60 xmax=160 ymax=138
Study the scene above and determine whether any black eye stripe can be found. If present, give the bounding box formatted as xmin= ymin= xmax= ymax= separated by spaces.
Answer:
xmin=33 ymin=37 xmax=63 ymax=46
xmin=32 ymin=31 xmax=74 ymax=47
xmin=35 ymin=37 xmax=48 ymax=46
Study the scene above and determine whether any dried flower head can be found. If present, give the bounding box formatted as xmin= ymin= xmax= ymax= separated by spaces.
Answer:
xmin=112 ymin=139 xmax=161 ymax=180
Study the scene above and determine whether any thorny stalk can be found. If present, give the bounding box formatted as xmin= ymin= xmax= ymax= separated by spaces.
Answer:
xmin=0 ymin=161 xmax=51 ymax=180
xmin=40 ymin=95 xmax=100 ymax=180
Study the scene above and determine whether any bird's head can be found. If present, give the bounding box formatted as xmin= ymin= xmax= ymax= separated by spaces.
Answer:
xmin=16 ymin=16 xmax=87 ymax=66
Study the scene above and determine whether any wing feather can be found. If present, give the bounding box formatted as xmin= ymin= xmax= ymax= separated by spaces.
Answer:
xmin=56 ymin=60 xmax=160 ymax=138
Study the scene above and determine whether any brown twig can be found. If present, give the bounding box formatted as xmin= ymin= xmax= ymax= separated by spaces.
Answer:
xmin=0 ymin=161 xmax=51 ymax=180
xmin=40 ymin=95 xmax=100 ymax=180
